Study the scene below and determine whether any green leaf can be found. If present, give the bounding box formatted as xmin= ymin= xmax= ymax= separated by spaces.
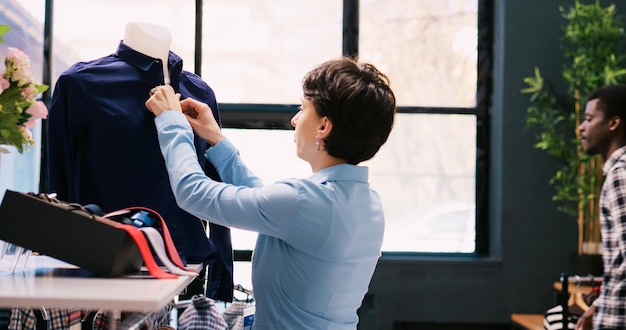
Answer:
xmin=0 ymin=25 xmax=9 ymax=44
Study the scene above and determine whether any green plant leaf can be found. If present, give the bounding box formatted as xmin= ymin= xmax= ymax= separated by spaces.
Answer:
xmin=0 ymin=25 xmax=9 ymax=44
xmin=522 ymin=0 xmax=625 ymax=253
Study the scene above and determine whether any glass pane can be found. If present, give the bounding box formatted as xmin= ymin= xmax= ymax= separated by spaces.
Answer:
xmin=223 ymin=113 xmax=477 ymax=253
xmin=50 ymin=1 xmax=195 ymax=82
xmin=360 ymin=0 xmax=478 ymax=107
xmin=200 ymin=0 xmax=342 ymax=104
xmin=222 ymin=128 xmax=309 ymax=253
xmin=370 ymin=113 xmax=476 ymax=252
xmin=0 ymin=1 xmax=46 ymax=200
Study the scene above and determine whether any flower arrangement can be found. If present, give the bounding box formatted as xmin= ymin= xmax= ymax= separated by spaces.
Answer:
xmin=0 ymin=24 xmax=48 ymax=153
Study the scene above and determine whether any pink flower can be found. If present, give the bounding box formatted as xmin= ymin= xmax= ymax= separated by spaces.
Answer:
xmin=19 ymin=125 xmax=32 ymax=141
xmin=0 ymin=26 xmax=49 ymax=153
xmin=23 ymin=101 xmax=48 ymax=129
xmin=21 ymin=83 xmax=38 ymax=99
xmin=11 ymin=63 xmax=32 ymax=86
xmin=0 ymin=76 xmax=8 ymax=93
xmin=7 ymin=47 xmax=28 ymax=67
xmin=5 ymin=47 xmax=33 ymax=86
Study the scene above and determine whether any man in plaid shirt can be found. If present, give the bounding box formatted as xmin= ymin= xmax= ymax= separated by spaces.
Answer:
xmin=576 ymin=84 xmax=626 ymax=330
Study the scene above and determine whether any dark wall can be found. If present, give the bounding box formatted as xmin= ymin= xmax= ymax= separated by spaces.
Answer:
xmin=361 ymin=0 xmax=612 ymax=328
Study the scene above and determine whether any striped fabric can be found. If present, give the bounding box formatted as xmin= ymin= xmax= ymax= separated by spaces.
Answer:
xmin=543 ymin=305 xmax=578 ymax=330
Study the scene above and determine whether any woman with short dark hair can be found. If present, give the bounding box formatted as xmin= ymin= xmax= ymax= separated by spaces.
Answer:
xmin=146 ymin=56 xmax=396 ymax=329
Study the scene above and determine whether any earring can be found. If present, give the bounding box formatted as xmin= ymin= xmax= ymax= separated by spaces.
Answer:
xmin=316 ymin=135 xmax=320 ymax=151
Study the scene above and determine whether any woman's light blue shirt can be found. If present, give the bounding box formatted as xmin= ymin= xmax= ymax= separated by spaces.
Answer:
xmin=155 ymin=111 xmax=384 ymax=329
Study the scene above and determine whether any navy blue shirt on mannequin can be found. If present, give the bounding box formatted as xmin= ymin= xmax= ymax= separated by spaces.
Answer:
xmin=47 ymin=41 xmax=234 ymax=301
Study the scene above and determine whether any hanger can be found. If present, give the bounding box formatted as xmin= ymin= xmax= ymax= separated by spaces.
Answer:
xmin=234 ymin=284 xmax=254 ymax=303
xmin=582 ymin=274 xmax=601 ymax=306
xmin=567 ymin=275 xmax=589 ymax=316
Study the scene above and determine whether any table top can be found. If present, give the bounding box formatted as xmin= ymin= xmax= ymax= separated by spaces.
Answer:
xmin=552 ymin=281 xmax=602 ymax=293
xmin=0 ymin=255 xmax=200 ymax=312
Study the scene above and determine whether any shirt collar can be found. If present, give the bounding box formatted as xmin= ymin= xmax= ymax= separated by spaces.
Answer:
xmin=308 ymin=164 xmax=369 ymax=184
xmin=603 ymin=146 xmax=626 ymax=175
xmin=114 ymin=41 xmax=183 ymax=75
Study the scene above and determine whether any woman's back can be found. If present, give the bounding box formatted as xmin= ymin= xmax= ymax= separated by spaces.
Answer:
xmin=250 ymin=164 xmax=384 ymax=329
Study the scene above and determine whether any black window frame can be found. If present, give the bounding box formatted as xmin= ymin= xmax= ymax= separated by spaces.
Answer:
xmin=40 ymin=0 xmax=492 ymax=258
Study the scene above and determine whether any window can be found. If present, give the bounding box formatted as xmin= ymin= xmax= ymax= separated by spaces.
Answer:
xmin=200 ymin=1 xmax=342 ymax=104
xmin=359 ymin=1 xmax=479 ymax=254
xmin=360 ymin=0 xmax=478 ymax=108
xmin=6 ymin=0 xmax=484 ymax=294
xmin=210 ymin=1 xmax=480 ymax=255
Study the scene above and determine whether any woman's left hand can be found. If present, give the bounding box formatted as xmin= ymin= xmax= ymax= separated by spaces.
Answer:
xmin=145 ymin=85 xmax=182 ymax=116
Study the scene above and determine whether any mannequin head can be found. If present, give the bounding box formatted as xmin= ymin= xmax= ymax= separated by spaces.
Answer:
xmin=124 ymin=22 xmax=171 ymax=84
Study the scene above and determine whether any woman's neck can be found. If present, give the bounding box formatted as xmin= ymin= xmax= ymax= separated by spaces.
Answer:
xmin=124 ymin=22 xmax=171 ymax=84
xmin=311 ymin=155 xmax=347 ymax=173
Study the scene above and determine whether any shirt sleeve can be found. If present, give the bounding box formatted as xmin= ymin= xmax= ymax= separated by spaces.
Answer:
xmin=606 ymin=166 xmax=626 ymax=264
xmin=204 ymin=138 xmax=264 ymax=188
xmin=154 ymin=111 xmax=298 ymax=238
xmin=47 ymin=70 xmax=92 ymax=201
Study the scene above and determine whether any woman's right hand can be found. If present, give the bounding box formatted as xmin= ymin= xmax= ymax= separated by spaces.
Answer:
xmin=180 ymin=98 xmax=224 ymax=146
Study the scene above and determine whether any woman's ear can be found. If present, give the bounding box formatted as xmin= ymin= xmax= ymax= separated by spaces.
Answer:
xmin=318 ymin=117 xmax=332 ymax=138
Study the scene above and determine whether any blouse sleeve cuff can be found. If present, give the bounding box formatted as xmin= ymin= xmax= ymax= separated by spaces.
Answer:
xmin=205 ymin=137 xmax=238 ymax=167
xmin=154 ymin=110 xmax=190 ymax=130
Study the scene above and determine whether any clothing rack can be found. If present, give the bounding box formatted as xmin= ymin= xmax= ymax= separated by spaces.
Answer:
xmin=233 ymin=284 xmax=254 ymax=303
xmin=559 ymin=273 xmax=602 ymax=329
xmin=559 ymin=273 xmax=569 ymax=330
xmin=176 ymin=283 xmax=254 ymax=311
xmin=564 ymin=275 xmax=602 ymax=285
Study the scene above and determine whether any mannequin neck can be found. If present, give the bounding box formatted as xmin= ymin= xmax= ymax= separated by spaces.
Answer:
xmin=124 ymin=22 xmax=171 ymax=84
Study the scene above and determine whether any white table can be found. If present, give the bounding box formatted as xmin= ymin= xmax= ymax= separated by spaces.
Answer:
xmin=0 ymin=256 xmax=200 ymax=329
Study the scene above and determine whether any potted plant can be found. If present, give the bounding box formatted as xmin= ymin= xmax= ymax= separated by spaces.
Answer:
xmin=522 ymin=0 xmax=626 ymax=275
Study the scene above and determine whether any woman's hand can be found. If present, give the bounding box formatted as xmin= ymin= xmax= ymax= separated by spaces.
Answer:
xmin=180 ymin=98 xmax=224 ymax=146
xmin=145 ymin=85 xmax=182 ymax=116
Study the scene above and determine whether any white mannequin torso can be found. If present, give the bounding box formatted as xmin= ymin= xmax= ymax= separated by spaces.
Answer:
xmin=124 ymin=22 xmax=171 ymax=85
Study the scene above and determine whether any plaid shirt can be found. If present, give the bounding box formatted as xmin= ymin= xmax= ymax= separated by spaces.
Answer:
xmin=596 ymin=146 xmax=626 ymax=329
xmin=9 ymin=308 xmax=82 ymax=329
xmin=178 ymin=295 xmax=228 ymax=330
xmin=8 ymin=302 xmax=173 ymax=330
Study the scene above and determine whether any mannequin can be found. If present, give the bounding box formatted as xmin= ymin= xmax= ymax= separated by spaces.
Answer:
xmin=47 ymin=25 xmax=234 ymax=302
xmin=124 ymin=21 xmax=171 ymax=85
